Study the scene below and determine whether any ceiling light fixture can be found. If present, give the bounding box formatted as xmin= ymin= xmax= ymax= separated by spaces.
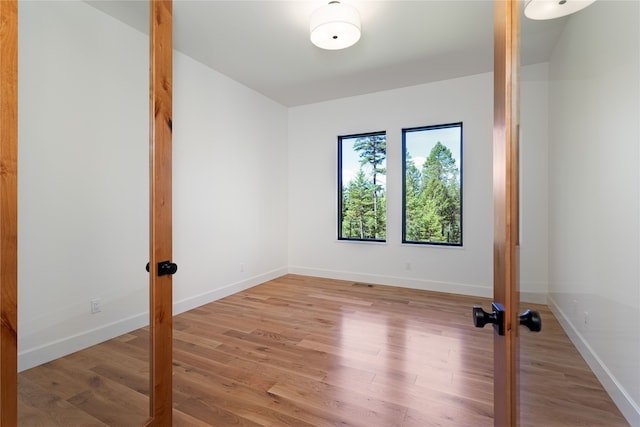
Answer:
xmin=524 ymin=0 xmax=596 ymax=20
xmin=310 ymin=1 xmax=361 ymax=50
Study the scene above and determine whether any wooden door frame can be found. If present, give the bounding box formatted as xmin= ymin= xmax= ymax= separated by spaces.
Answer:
xmin=493 ymin=0 xmax=520 ymax=426
xmin=147 ymin=0 xmax=174 ymax=425
xmin=0 ymin=0 xmax=18 ymax=424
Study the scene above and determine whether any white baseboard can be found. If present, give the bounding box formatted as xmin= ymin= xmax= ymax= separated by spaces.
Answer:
xmin=548 ymin=296 xmax=640 ymax=427
xmin=287 ymin=266 xmax=493 ymax=299
xmin=18 ymin=312 xmax=149 ymax=372
xmin=173 ymin=267 xmax=288 ymax=315
xmin=287 ymin=267 xmax=548 ymax=305
xmin=19 ymin=267 xmax=288 ymax=372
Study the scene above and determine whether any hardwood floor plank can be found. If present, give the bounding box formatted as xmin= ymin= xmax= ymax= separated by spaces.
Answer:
xmin=402 ymin=405 xmax=493 ymax=427
xmin=174 ymin=398 xmax=264 ymax=427
xmin=266 ymin=384 xmax=402 ymax=427
xmin=172 ymin=362 xmax=326 ymax=426
xmin=64 ymin=372 xmax=148 ymax=426
xmin=17 ymin=377 xmax=108 ymax=427
xmin=172 ymin=408 xmax=217 ymax=427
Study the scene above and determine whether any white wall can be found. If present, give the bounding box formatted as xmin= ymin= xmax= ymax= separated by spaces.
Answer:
xmin=18 ymin=1 xmax=288 ymax=371
xmin=546 ymin=1 xmax=640 ymax=424
xmin=288 ymin=68 xmax=550 ymax=302
xmin=288 ymin=74 xmax=494 ymax=297
xmin=172 ymin=47 xmax=289 ymax=314
xmin=520 ymin=62 xmax=550 ymax=304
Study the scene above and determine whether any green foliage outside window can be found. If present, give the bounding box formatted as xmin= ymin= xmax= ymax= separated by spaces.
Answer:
xmin=403 ymin=123 xmax=462 ymax=245
xmin=339 ymin=132 xmax=386 ymax=241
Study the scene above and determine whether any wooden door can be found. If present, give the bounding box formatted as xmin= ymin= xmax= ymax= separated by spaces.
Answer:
xmin=147 ymin=0 xmax=174 ymax=425
xmin=0 ymin=0 xmax=18 ymax=425
xmin=493 ymin=0 xmax=520 ymax=425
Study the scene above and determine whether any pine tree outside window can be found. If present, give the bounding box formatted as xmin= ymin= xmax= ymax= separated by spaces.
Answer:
xmin=338 ymin=132 xmax=387 ymax=241
xmin=402 ymin=123 xmax=462 ymax=246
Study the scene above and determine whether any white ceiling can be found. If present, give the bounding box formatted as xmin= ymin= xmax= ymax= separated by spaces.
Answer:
xmin=86 ymin=0 xmax=567 ymax=106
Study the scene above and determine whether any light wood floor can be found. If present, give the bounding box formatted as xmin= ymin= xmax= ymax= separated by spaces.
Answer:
xmin=18 ymin=274 xmax=628 ymax=426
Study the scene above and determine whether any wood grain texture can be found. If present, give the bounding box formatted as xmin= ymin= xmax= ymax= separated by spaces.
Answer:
xmin=0 ymin=1 xmax=18 ymax=425
xmin=148 ymin=0 xmax=173 ymax=425
xmin=18 ymin=275 xmax=628 ymax=426
xmin=493 ymin=0 xmax=521 ymax=425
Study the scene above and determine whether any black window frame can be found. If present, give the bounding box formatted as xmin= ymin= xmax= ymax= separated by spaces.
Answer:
xmin=402 ymin=122 xmax=463 ymax=246
xmin=338 ymin=131 xmax=387 ymax=242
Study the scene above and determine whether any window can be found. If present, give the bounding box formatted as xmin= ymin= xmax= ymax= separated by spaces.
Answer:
xmin=338 ymin=132 xmax=387 ymax=241
xmin=403 ymin=123 xmax=462 ymax=246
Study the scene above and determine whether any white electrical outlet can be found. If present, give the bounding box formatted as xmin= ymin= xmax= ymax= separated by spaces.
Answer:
xmin=240 ymin=263 xmax=245 ymax=272
xmin=405 ymin=262 xmax=411 ymax=271
xmin=90 ymin=298 xmax=101 ymax=314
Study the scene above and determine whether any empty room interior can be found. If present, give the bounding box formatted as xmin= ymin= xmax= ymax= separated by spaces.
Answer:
xmin=14 ymin=0 xmax=639 ymax=425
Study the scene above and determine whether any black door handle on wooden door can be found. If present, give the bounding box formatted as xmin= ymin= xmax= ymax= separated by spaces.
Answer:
xmin=145 ymin=260 xmax=178 ymax=276
xmin=519 ymin=309 xmax=542 ymax=332
xmin=473 ymin=303 xmax=542 ymax=335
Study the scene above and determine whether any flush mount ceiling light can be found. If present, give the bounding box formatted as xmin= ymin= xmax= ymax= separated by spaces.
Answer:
xmin=524 ymin=0 xmax=596 ymax=20
xmin=310 ymin=1 xmax=361 ymax=50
